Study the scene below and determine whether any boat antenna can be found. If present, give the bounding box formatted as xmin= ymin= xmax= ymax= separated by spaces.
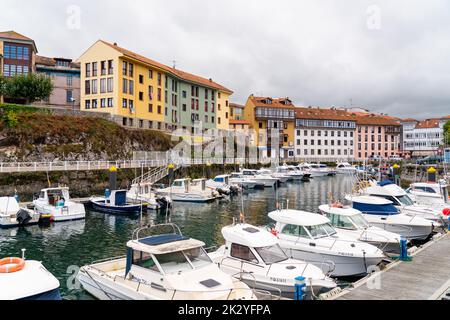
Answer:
xmin=239 ymin=188 xmax=245 ymax=224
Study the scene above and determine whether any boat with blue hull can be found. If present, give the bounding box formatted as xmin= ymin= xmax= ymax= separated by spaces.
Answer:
xmin=90 ymin=190 xmax=146 ymax=215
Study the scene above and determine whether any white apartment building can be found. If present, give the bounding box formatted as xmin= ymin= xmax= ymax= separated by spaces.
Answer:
xmin=294 ymin=108 xmax=356 ymax=161
xmin=402 ymin=116 xmax=450 ymax=157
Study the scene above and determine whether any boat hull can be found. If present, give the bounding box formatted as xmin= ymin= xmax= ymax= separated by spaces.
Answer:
xmin=91 ymin=201 xmax=144 ymax=215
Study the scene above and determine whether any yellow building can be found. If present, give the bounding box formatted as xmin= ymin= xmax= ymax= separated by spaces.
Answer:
xmin=243 ymin=95 xmax=296 ymax=158
xmin=77 ymin=40 xmax=233 ymax=132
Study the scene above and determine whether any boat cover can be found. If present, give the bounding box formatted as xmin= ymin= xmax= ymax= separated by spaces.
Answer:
xmin=352 ymin=202 xmax=399 ymax=216
xmin=139 ymin=233 xmax=189 ymax=246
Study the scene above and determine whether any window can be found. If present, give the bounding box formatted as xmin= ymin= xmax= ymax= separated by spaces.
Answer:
xmin=139 ymin=119 xmax=144 ymax=128
xmin=129 ymin=80 xmax=134 ymax=95
xmin=122 ymin=78 xmax=128 ymax=94
xmin=148 ymin=104 xmax=153 ymax=113
xmin=132 ymin=251 xmax=159 ymax=272
xmin=157 ymin=105 xmax=162 ymax=114
xmin=254 ymin=245 xmax=287 ymax=264
xmin=92 ymin=99 xmax=98 ymax=109
xmin=85 ymin=100 xmax=90 ymax=109
xmin=157 ymin=73 xmax=161 ymax=86
xmin=122 ymin=117 xmax=127 ymax=126
xmin=66 ymin=90 xmax=73 ymax=103
xmin=139 ymin=92 xmax=143 ymax=101
xmin=122 ymin=98 xmax=127 ymax=108
xmin=67 ymin=76 xmax=73 ymax=86
xmin=182 ymin=90 xmax=187 ymax=98
xmin=107 ymin=78 xmax=113 ymax=92
xmin=139 ymin=74 xmax=144 ymax=84
xmin=101 ymin=61 xmax=106 ymax=75
xmin=328 ymin=214 xmax=356 ymax=230
xmin=205 ymin=101 xmax=208 ymax=112
xmin=85 ymin=63 xmax=91 ymax=77
xmin=108 ymin=60 xmax=113 ymax=74
xmin=100 ymin=98 xmax=106 ymax=108
xmin=91 ymin=79 xmax=98 ymax=94
xmin=157 ymin=88 xmax=162 ymax=101
xmin=92 ymin=62 xmax=98 ymax=76
xmin=182 ymin=104 xmax=187 ymax=112
xmin=149 ymin=69 xmax=153 ymax=79
xmin=122 ymin=61 xmax=127 ymax=76
xmin=129 ymin=63 xmax=134 ymax=77
xmin=85 ymin=80 xmax=91 ymax=95
xmin=100 ymin=78 xmax=106 ymax=93
xmin=107 ymin=98 xmax=113 ymax=108
xmin=230 ymin=244 xmax=258 ymax=263
xmin=205 ymin=89 xmax=208 ymax=100
xmin=148 ymin=86 xmax=154 ymax=100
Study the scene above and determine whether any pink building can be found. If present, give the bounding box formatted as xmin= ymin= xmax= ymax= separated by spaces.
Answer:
xmin=355 ymin=113 xmax=402 ymax=160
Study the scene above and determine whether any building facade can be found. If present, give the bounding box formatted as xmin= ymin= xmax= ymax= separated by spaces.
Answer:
xmin=243 ymin=96 xmax=296 ymax=158
xmin=354 ymin=114 xmax=401 ymax=160
xmin=77 ymin=40 xmax=232 ymax=132
xmin=294 ymin=107 xmax=356 ymax=160
xmin=0 ymin=31 xmax=37 ymax=103
xmin=401 ymin=116 xmax=450 ymax=157
xmin=34 ymin=56 xmax=80 ymax=109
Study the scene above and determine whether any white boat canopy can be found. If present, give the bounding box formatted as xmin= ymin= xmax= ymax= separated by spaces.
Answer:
xmin=318 ymin=204 xmax=362 ymax=217
xmin=221 ymin=224 xmax=278 ymax=248
xmin=268 ymin=209 xmax=331 ymax=226
xmin=345 ymin=195 xmax=394 ymax=205
xmin=127 ymin=235 xmax=205 ymax=255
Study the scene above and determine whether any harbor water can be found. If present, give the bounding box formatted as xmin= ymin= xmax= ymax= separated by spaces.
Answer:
xmin=0 ymin=175 xmax=356 ymax=300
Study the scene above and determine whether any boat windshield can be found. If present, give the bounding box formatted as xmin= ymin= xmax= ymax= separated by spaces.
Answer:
xmin=155 ymin=251 xmax=193 ymax=274
xmin=350 ymin=214 xmax=370 ymax=229
xmin=305 ymin=223 xmax=337 ymax=239
xmin=254 ymin=245 xmax=288 ymax=265
xmin=396 ymin=195 xmax=415 ymax=206
xmin=183 ymin=247 xmax=212 ymax=269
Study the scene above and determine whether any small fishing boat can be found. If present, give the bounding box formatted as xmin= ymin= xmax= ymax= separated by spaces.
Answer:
xmin=345 ymin=195 xmax=434 ymax=240
xmin=318 ymin=204 xmax=403 ymax=254
xmin=0 ymin=250 xmax=61 ymax=300
xmin=90 ymin=190 xmax=146 ymax=215
xmin=209 ymin=222 xmax=337 ymax=298
xmin=276 ymin=165 xmax=309 ymax=180
xmin=268 ymin=209 xmax=385 ymax=277
xmin=298 ymin=163 xmax=329 ymax=178
xmin=406 ymin=180 xmax=450 ymax=212
xmin=257 ymin=168 xmax=290 ymax=183
xmin=229 ymin=173 xmax=264 ymax=189
xmin=0 ymin=197 xmax=40 ymax=228
xmin=361 ymin=180 xmax=446 ymax=224
xmin=206 ymin=175 xmax=241 ymax=196
xmin=336 ymin=162 xmax=357 ymax=174
xmin=77 ymin=223 xmax=258 ymax=300
xmin=127 ymin=182 xmax=172 ymax=211
xmin=33 ymin=187 xmax=86 ymax=222
xmin=155 ymin=178 xmax=217 ymax=203
xmin=240 ymin=169 xmax=279 ymax=187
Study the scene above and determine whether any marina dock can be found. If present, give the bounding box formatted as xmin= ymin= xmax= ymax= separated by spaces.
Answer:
xmin=330 ymin=232 xmax=450 ymax=300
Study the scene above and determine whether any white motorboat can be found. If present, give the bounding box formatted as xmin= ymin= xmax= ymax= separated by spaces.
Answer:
xmin=0 ymin=251 xmax=61 ymax=300
xmin=155 ymin=178 xmax=217 ymax=203
xmin=77 ymin=223 xmax=258 ymax=300
xmin=268 ymin=209 xmax=385 ymax=277
xmin=361 ymin=180 xmax=446 ymax=224
xmin=318 ymin=204 xmax=403 ymax=254
xmin=0 ymin=197 xmax=40 ymax=228
xmin=127 ymin=182 xmax=172 ymax=210
xmin=406 ymin=180 xmax=450 ymax=212
xmin=229 ymin=173 xmax=264 ymax=189
xmin=298 ymin=163 xmax=329 ymax=178
xmin=209 ymin=222 xmax=337 ymax=298
xmin=336 ymin=162 xmax=357 ymax=174
xmin=33 ymin=187 xmax=86 ymax=222
xmin=257 ymin=168 xmax=290 ymax=183
xmin=345 ymin=195 xmax=434 ymax=240
xmin=276 ymin=165 xmax=309 ymax=180
xmin=206 ymin=175 xmax=241 ymax=196
xmin=240 ymin=169 xmax=279 ymax=187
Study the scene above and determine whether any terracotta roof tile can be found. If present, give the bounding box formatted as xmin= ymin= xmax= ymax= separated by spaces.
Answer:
xmin=0 ymin=30 xmax=33 ymax=41
xmin=100 ymin=40 xmax=232 ymax=94
xmin=229 ymin=103 xmax=245 ymax=109
xmin=295 ymin=107 xmax=357 ymax=121
xmin=249 ymin=96 xmax=297 ymax=109
xmin=415 ymin=119 xmax=441 ymax=129
xmin=35 ymin=55 xmax=80 ymax=69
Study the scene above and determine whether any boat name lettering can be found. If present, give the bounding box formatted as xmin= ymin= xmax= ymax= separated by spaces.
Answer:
xmin=270 ymin=277 xmax=287 ymax=283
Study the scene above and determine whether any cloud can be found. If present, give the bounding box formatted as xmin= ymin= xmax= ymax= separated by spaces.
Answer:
xmin=1 ymin=0 xmax=449 ymax=119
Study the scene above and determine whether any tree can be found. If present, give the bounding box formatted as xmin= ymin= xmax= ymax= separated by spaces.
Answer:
xmin=444 ymin=120 xmax=450 ymax=146
xmin=1 ymin=73 xmax=53 ymax=104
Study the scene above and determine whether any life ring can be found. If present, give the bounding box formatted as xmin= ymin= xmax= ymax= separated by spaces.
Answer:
xmin=0 ymin=257 xmax=25 ymax=273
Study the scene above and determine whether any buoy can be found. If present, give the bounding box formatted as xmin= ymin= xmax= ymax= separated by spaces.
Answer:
xmin=0 ymin=257 xmax=25 ymax=273
xmin=442 ymin=208 xmax=450 ymax=216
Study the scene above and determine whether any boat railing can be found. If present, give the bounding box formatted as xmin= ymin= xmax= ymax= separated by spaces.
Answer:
xmin=358 ymin=228 xmax=399 ymax=252
xmin=132 ymin=223 xmax=183 ymax=241
xmin=90 ymin=255 xmax=127 ymax=266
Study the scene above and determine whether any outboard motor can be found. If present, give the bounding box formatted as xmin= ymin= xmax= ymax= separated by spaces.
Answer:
xmin=16 ymin=209 xmax=32 ymax=225
xmin=229 ymin=185 xmax=239 ymax=195
xmin=217 ymin=188 xmax=231 ymax=196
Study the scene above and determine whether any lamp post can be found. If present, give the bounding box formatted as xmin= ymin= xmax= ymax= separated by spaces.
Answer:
xmin=70 ymin=97 xmax=76 ymax=114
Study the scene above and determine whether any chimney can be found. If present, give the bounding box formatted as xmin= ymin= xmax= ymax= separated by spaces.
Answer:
xmin=209 ymin=78 xmax=212 ymax=82
xmin=113 ymin=42 xmax=118 ymax=46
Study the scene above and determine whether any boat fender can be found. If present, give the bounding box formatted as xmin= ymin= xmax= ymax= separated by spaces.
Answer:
xmin=443 ymin=208 xmax=450 ymax=216
xmin=270 ymin=228 xmax=278 ymax=237
xmin=0 ymin=257 xmax=25 ymax=273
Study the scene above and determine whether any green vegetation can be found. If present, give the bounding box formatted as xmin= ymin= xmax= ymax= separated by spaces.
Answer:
xmin=0 ymin=74 xmax=53 ymax=104
xmin=0 ymin=106 xmax=174 ymax=161
xmin=444 ymin=120 xmax=450 ymax=145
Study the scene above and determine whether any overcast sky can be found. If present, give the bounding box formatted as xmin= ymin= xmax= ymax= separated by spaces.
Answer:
xmin=2 ymin=0 xmax=449 ymax=119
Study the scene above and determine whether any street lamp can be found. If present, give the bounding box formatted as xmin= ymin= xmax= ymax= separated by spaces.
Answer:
xmin=70 ymin=97 xmax=76 ymax=114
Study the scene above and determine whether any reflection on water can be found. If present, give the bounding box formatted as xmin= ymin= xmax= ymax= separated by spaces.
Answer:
xmin=0 ymin=175 xmax=354 ymax=299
